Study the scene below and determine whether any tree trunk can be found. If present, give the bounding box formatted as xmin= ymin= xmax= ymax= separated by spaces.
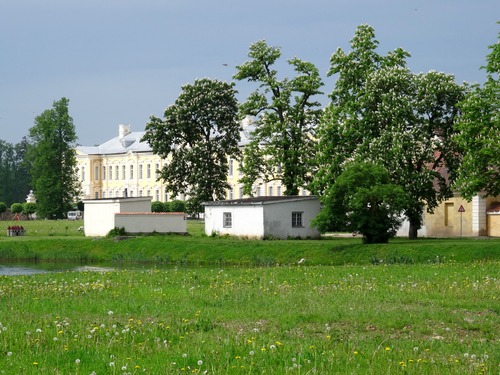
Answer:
xmin=408 ymin=220 xmax=419 ymax=240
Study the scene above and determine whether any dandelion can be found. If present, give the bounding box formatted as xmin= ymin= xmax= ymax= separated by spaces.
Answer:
xmin=249 ymin=351 xmax=254 ymax=356
xmin=109 ymin=362 xmax=115 ymax=367
xmin=182 ymin=353 xmax=187 ymax=358
xmin=385 ymin=347 xmax=391 ymax=352
xmin=197 ymin=360 xmax=203 ymax=366
xmin=36 ymin=328 xmax=42 ymax=333
xmin=7 ymin=352 xmax=12 ymax=357
xmin=464 ymin=353 xmax=469 ymax=358
xmin=108 ymin=310 xmax=114 ymax=315
xmin=270 ymin=344 xmax=276 ymax=350
xmin=413 ymin=347 xmax=419 ymax=352
xmin=75 ymin=359 xmax=80 ymax=364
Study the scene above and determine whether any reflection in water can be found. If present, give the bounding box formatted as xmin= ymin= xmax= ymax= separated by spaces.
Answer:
xmin=0 ymin=264 xmax=115 ymax=276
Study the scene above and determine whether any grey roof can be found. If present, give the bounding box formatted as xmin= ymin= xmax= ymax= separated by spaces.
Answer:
xmin=203 ymin=195 xmax=318 ymax=206
xmin=77 ymin=117 xmax=256 ymax=156
xmin=77 ymin=131 xmax=152 ymax=155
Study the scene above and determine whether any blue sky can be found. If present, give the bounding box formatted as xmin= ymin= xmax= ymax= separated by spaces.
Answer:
xmin=1 ymin=0 xmax=498 ymax=146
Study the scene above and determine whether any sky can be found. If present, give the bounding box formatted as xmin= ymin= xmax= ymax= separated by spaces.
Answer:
xmin=1 ymin=0 xmax=498 ymax=146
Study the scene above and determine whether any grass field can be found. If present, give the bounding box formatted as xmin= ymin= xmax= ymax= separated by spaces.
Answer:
xmin=0 ymin=219 xmax=498 ymax=373
xmin=0 ymin=262 xmax=498 ymax=374
xmin=1 ymin=219 xmax=499 ymax=267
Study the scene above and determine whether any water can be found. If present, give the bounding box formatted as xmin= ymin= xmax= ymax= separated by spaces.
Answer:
xmin=0 ymin=263 xmax=115 ymax=276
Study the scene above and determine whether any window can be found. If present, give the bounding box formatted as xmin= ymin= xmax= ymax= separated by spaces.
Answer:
xmin=102 ymin=165 xmax=106 ymax=180
xmin=147 ymin=164 xmax=151 ymax=179
xmin=94 ymin=165 xmax=99 ymax=181
xmin=223 ymin=212 xmax=232 ymax=228
xmin=109 ymin=166 xmax=112 ymax=180
xmin=147 ymin=189 xmax=151 ymax=197
xmin=130 ymin=165 xmax=134 ymax=179
xmin=155 ymin=190 xmax=160 ymax=201
xmin=292 ymin=212 xmax=303 ymax=228
xmin=256 ymin=185 xmax=262 ymax=197
xmin=81 ymin=166 xmax=85 ymax=181
xmin=95 ymin=192 xmax=99 ymax=199
xmin=277 ymin=186 xmax=282 ymax=196
xmin=139 ymin=164 xmax=143 ymax=179
xmin=122 ymin=165 xmax=126 ymax=180
xmin=268 ymin=186 xmax=273 ymax=196
xmin=228 ymin=187 xmax=234 ymax=200
xmin=229 ymin=159 xmax=234 ymax=176
xmin=155 ymin=163 xmax=160 ymax=179
xmin=102 ymin=191 xmax=106 ymax=198
xmin=239 ymin=186 xmax=244 ymax=199
xmin=139 ymin=190 xmax=143 ymax=197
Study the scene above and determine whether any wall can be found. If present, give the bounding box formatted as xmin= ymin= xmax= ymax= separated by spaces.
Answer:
xmin=204 ymin=205 xmax=264 ymax=238
xmin=115 ymin=213 xmax=186 ymax=234
xmin=263 ymin=199 xmax=321 ymax=239
xmin=83 ymin=197 xmax=152 ymax=237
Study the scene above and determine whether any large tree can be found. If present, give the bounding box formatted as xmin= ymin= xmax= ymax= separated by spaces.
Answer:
xmin=313 ymin=161 xmax=408 ymax=244
xmin=0 ymin=138 xmax=31 ymax=206
xmin=28 ymin=98 xmax=80 ymax=219
xmin=454 ymin=29 xmax=500 ymax=199
xmin=234 ymin=40 xmax=324 ymax=195
xmin=142 ymin=78 xmax=240 ymax=214
xmin=314 ymin=25 xmax=465 ymax=239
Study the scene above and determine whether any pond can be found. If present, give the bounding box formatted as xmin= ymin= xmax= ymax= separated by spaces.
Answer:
xmin=0 ymin=263 xmax=116 ymax=276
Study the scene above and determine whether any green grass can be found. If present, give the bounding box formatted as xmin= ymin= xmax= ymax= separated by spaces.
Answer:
xmin=0 ymin=219 xmax=499 ymax=266
xmin=0 ymin=263 xmax=498 ymax=373
xmin=0 ymin=219 xmax=498 ymax=373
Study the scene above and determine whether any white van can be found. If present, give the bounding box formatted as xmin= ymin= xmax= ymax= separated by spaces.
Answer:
xmin=67 ymin=211 xmax=82 ymax=220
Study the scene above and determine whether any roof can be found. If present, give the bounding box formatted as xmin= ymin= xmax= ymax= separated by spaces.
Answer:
xmin=203 ymin=195 xmax=319 ymax=206
xmin=77 ymin=117 xmax=256 ymax=156
xmin=486 ymin=201 xmax=500 ymax=213
xmin=77 ymin=131 xmax=151 ymax=155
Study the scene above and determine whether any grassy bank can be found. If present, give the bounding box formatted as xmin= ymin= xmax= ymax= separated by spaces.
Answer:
xmin=1 ymin=220 xmax=499 ymax=266
xmin=0 ymin=263 xmax=498 ymax=373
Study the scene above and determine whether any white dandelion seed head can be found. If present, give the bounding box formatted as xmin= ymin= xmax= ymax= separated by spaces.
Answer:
xmin=197 ymin=360 xmax=203 ymax=366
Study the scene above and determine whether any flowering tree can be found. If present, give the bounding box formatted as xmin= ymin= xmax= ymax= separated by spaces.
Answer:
xmin=314 ymin=25 xmax=466 ymax=239
xmin=142 ymin=79 xmax=240 ymax=214
xmin=454 ymin=29 xmax=500 ymax=199
xmin=234 ymin=40 xmax=324 ymax=195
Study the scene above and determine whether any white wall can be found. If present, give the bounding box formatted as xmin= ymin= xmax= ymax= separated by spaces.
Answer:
xmin=83 ymin=197 xmax=153 ymax=236
xmin=263 ymin=199 xmax=321 ymax=239
xmin=205 ymin=205 xmax=264 ymax=238
xmin=204 ymin=197 xmax=321 ymax=239
xmin=115 ymin=213 xmax=186 ymax=234
xmin=83 ymin=200 xmax=121 ymax=236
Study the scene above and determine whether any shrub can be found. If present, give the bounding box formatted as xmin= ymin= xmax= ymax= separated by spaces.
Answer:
xmin=169 ymin=200 xmax=186 ymax=212
xmin=0 ymin=202 xmax=6 ymax=215
xmin=10 ymin=203 xmax=23 ymax=214
xmin=151 ymin=201 xmax=165 ymax=212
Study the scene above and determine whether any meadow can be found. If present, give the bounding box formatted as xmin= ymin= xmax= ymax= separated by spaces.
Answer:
xmin=0 ymin=219 xmax=499 ymax=373
xmin=0 ymin=263 xmax=498 ymax=374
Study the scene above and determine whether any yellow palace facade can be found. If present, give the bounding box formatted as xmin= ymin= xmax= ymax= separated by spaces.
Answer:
xmin=75 ymin=123 xmax=309 ymax=202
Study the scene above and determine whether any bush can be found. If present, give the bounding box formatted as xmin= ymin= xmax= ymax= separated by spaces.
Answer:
xmin=151 ymin=201 xmax=165 ymax=212
xmin=10 ymin=203 xmax=23 ymax=214
xmin=107 ymin=227 xmax=128 ymax=237
xmin=169 ymin=200 xmax=186 ymax=212
xmin=22 ymin=202 xmax=37 ymax=218
xmin=0 ymin=202 xmax=6 ymax=215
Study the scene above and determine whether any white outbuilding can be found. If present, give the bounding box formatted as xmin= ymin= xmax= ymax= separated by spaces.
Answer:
xmin=203 ymin=196 xmax=321 ymax=239
xmin=82 ymin=197 xmax=186 ymax=237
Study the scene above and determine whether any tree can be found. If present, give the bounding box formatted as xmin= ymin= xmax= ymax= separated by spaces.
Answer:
xmin=0 ymin=202 xmax=6 ymax=217
xmin=142 ymin=79 xmax=240 ymax=213
xmin=28 ymin=98 xmax=80 ymax=219
xmin=22 ymin=202 xmax=37 ymax=219
xmin=454 ymin=29 xmax=500 ymax=199
xmin=10 ymin=203 xmax=23 ymax=215
xmin=234 ymin=40 xmax=324 ymax=195
xmin=314 ymin=25 xmax=465 ymax=239
xmin=0 ymin=138 xmax=31 ymax=206
xmin=313 ymin=162 xmax=408 ymax=243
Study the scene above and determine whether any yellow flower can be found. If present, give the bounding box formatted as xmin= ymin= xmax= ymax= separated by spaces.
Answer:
xmin=385 ymin=347 xmax=391 ymax=352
